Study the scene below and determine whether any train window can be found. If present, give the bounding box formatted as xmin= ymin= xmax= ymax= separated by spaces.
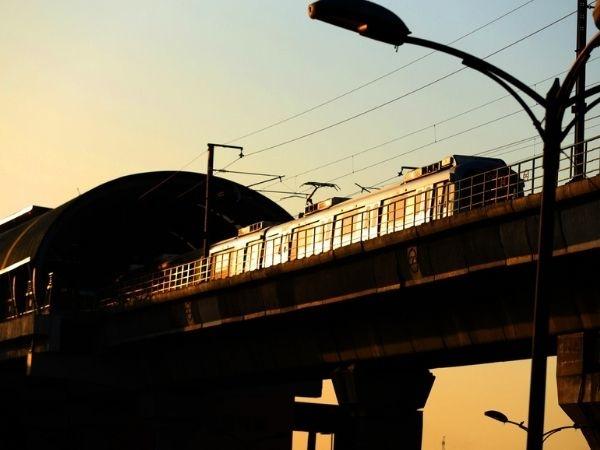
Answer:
xmin=266 ymin=234 xmax=289 ymax=266
xmin=263 ymin=235 xmax=282 ymax=268
xmin=381 ymin=195 xmax=406 ymax=233
xmin=232 ymin=249 xmax=244 ymax=275
xmin=314 ymin=224 xmax=323 ymax=244
xmin=341 ymin=216 xmax=353 ymax=238
xmin=345 ymin=214 xmax=360 ymax=240
xmin=291 ymin=223 xmax=318 ymax=260
xmin=273 ymin=240 xmax=281 ymax=256
xmin=415 ymin=193 xmax=423 ymax=214
xmin=311 ymin=223 xmax=330 ymax=254
xmin=389 ymin=199 xmax=405 ymax=224
xmin=334 ymin=208 xmax=364 ymax=248
xmin=316 ymin=222 xmax=333 ymax=252
xmin=366 ymin=208 xmax=379 ymax=239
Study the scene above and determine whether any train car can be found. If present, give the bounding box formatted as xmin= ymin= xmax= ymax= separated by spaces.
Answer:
xmin=207 ymin=155 xmax=523 ymax=278
xmin=208 ymin=221 xmax=275 ymax=279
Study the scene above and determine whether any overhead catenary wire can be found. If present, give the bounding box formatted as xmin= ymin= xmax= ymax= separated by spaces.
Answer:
xmin=219 ymin=8 xmax=577 ymax=171
xmin=222 ymin=0 xmax=538 ymax=145
xmin=330 ymin=99 xmax=600 ymax=190
xmin=340 ymin=115 xmax=600 ymax=198
xmin=330 ymin=108 xmax=530 ymax=184
xmin=260 ymin=58 xmax=600 ymax=191
xmin=138 ymin=149 xmax=208 ymax=200
xmin=136 ymin=1 xmax=568 ymax=199
xmin=138 ymin=4 xmax=581 ymax=202
xmin=312 ymin=94 xmax=600 ymax=197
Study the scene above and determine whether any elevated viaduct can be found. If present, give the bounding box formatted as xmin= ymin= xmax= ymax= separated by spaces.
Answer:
xmin=0 ymin=169 xmax=598 ymax=449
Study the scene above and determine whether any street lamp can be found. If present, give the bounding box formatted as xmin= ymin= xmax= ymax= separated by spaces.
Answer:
xmin=308 ymin=2 xmax=600 ymax=450
xmin=484 ymin=409 xmax=584 ymax=443
xmin=485 ymin=410 xmax=528 ymax=433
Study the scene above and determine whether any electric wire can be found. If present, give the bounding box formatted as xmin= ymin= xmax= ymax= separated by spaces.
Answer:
xmin=220 ymin=8 xmax=577 ymax=170
xmin=138 ymin=4 xmax=580 ymax=201
xmin=339 ymin=115 xmax=600 ymax=198
xmin=329 ymin=108 xmax=529 ymax=185
xmin=309 ymin=95 xmax=600 ymax=197
xmin=138 ymin=149 xmax=208 ymax=200
xmin=259 ymin=58 xmax=599 ymax=191
xmin=222 ymin=0 xmax=538 ymax=145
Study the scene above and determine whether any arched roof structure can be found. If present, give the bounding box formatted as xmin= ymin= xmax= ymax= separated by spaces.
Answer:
xmin=0 ymin=172 xmax=292 ymax=301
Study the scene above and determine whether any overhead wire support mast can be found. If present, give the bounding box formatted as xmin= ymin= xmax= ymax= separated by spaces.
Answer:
xmin=203 ymin=143 xmax=244 ymax=257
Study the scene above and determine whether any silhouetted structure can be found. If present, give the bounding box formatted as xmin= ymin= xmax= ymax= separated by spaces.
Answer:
xmin=0 ymin=170 xmax=598 ymax=449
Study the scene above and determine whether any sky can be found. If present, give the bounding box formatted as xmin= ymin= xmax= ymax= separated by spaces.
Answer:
xmin=294 ymin=358 xmax=588 ymax=450
xmin=0 ymin=1 xmax=595 ymax=448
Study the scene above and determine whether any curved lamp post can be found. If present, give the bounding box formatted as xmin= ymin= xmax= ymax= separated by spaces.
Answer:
xmin=308 ymin=2 xmax=600 ymax=449
xmin=485 ymin=409 xmax=583 ymax=443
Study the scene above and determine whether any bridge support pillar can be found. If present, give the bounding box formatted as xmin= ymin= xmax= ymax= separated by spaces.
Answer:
xmin=331 ymin=364 xmax=434 ymax=450
xmin=557 ymin=331 xmax=600 ymax=449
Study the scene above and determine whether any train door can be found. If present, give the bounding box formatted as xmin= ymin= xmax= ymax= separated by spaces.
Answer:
xmin=280 ymin=234 xmax=291 ymax=264
xmin=263 ymin=233 xmax=279 ymax=268
xmin=333 ymin=208 xmax=364 ymax=249
xmin=291 ymin=221 xmax=327 ymax=260
xmin=381 ymin=195 xmax=407 ymax=234
xmin=244 ymin=239 xmax=264 ymax=272
xmin=432 ymin=181 xmax=453 ymax=220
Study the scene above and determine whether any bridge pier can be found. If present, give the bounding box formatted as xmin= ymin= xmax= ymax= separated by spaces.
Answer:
xmin=557 ymin=331 xmax=600 ymax=449
xmin=331 ymin=364 xmax=434 ymax=450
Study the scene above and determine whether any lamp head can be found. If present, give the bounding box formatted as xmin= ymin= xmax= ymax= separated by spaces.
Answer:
xmin=308 ymin=0 xmax=411 ymax=46
xmin=484 ymin=410 xmax=509 ymax=424
xmin=594 ymin=1 xmax=600 ymax=30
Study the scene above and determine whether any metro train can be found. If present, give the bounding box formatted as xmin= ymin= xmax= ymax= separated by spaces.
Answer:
xmin=206 ymin=154 xmax=523 ymax=280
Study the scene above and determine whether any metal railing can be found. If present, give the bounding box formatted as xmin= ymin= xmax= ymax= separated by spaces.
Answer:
xmin=105 ymin=136 xmax=600 ymax=308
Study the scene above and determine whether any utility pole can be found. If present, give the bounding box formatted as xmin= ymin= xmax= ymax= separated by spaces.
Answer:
xmin=573 ymin=0 xmax=588 ymax=179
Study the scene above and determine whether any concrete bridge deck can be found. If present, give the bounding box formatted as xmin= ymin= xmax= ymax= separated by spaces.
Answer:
xmin=0 ymin=175 xmax=592 ymax=388
xmin=92 ymin=176 xmax=599 ymax=374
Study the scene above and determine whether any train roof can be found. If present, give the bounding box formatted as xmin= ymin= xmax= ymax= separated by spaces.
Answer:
xmin=286 ymin=154 xmax=508 ymax=227
xmin=402 ymin=154 xmax=505 ymax=183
